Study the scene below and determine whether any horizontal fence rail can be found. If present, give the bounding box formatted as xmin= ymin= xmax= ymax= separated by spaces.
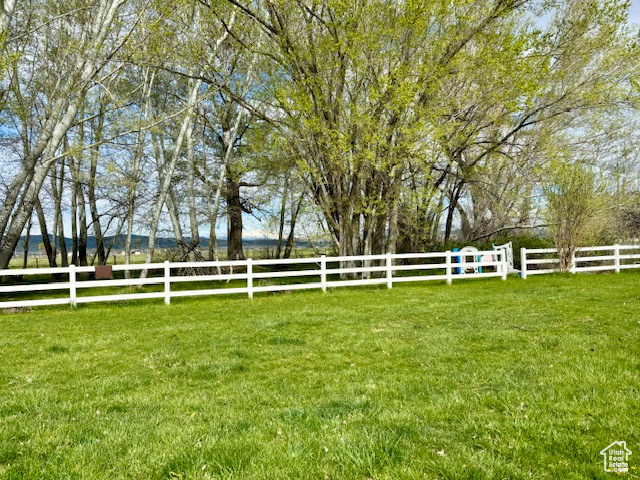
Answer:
xmin=3 ymin=244 xmax=638 ymax=309
xmin=0 ymin=250 xmax=508 ymax=308
xmin=520 ymin=244 xmax=640 ymax=279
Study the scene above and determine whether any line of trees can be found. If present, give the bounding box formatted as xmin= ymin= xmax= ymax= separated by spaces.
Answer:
xmin=0 ymin=0 xmax=639 ymax=271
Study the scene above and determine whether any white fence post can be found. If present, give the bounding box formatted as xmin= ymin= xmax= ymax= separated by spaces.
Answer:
xmin=320 ymin=255 xmax=327 ymax=292
xmin=247 ymin=258 xmax=253 ymax=299
xmin=164 ymin=261 xmax=171 ymax=305
xmin=570 ymin=251 xmax=576 ymax=274
xmin=445 ymin=251 xmax=452 ymax=285
xmin=614 ymin=244 xmax=620 ymax=273
xmin=521 ymin=248 xmax=527 ymax=279
xmin=69 ymin=264 xmax=77 ymax=307
xmin=501 ymin=250 xmax=507 ymax=281
xmin=386 ymin=252 xmax=393 ymax=289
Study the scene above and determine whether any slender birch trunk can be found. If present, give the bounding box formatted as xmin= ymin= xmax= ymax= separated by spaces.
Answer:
xmin=201 ymin=121 xmax=221 ymax=266
xmin=68 ymin=145 xmax=88 ymax=267
xmin=125 ymin=68 xmax=154 ymax=277
xmin=50 ymin=162 xmax=59 ymax=263
xmin=70 ymin=161 xmax=78 ymax=266
xmin=185 ymin=116 xmax=200 ymax=250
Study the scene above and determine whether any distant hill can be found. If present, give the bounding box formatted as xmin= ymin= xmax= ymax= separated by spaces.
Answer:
xmin=18 ymin=234 xmax=313 ymax=254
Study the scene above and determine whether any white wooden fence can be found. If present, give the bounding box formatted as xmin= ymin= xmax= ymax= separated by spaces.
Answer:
xmin=520 ymin=244 xmax=640 ymax=278
xmin=5 ymin=244 xmax=638 ymax=310
xmin=0 ymin=250 xmax=508 ymax=309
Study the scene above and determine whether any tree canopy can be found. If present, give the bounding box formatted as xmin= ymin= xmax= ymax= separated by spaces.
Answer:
xmin=0 ymin=0 xmax=638 ymax=268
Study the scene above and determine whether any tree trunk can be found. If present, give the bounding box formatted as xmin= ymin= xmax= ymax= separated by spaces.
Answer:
xmin=201 ymin=120 xmax=224 ymax=270
xmin=276 ymin=174 xmax=289 ymax=259
xmin=104 ymin=219 xmax=125 ymax=262
xmin=456 ymin=202 xmax=473 ymax=242
xmin=167 ymin=188 xmax=185 ymax=252
xmin=283 ymin=193 xmax=303 ymax=259
xmin=337 ymin=202 xmax=358 ymax=278
xmin=76 ymin=183 xmax=88 ymax=266
xmin=88 ymin=102 xmax=106 ymax=265
xmin=54 ymin=158 xmax=69 ymax=267
xmin=226 ymin=172 xmax=244 ymax=260
xmin=58 ymin=215 xmax=69 ymax=268
xmin=70 ymin=167 xmax=78 ymax=266
xmin=22 ymin=214 xmax=32 ymax=271
xmin=202 ymin=154 xmax=221 ymax=264
xmin=386 ymin=174 xmax=402 ymax=254
xmin=62 ymin=134 xmax=78 ymax=265
xmin=34 ymin=198 xmax=56 ymax=268
xmin=50 ymin=163 xmax=59 ymax=263
xmin=125 ymin=68 xmax=154 ymax=277
xmin=444 ymin=181 xmax=465 ymax=245
xmin=185 ymin=116 xmax=200 ymax=249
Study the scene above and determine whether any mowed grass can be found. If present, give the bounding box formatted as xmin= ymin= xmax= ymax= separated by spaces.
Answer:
xmin=0 ymin=273 xmax=638 ymax=479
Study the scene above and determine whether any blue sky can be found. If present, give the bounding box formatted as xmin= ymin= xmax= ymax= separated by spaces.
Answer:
xmin=631 ymin=0 xmax=640 ymax=23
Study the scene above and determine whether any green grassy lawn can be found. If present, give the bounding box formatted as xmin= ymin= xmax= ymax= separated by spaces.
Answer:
xmin=0 ymin=273 xmax=638 ymax=479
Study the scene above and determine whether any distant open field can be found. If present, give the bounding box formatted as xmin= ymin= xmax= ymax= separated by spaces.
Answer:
xmin=0 ymin=273 xmax=638 ymax=479
xmin=8 ymin=254 xmax=150 ymax=269
xmin=7 ymin=248 xmax=324 ymax=269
